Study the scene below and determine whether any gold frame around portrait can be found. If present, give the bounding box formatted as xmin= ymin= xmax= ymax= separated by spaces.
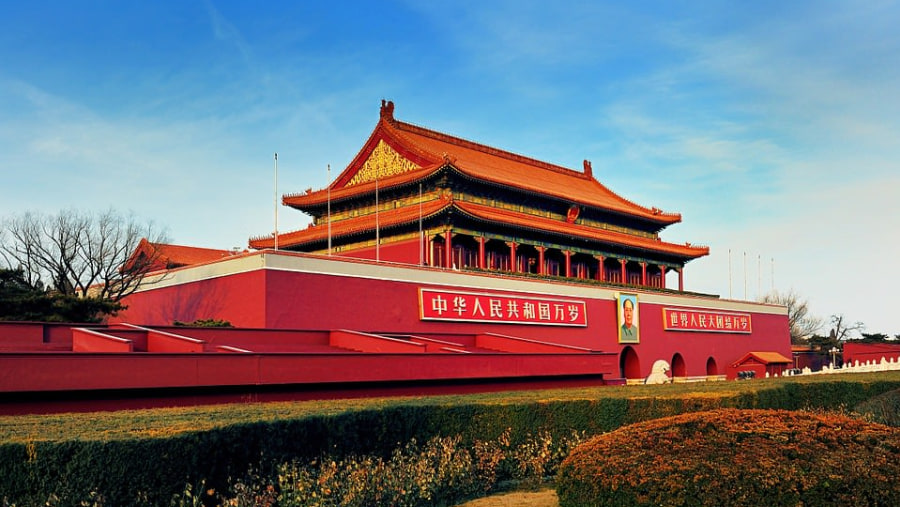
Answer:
xmin=616 ymin=293 xmax=639 ymax=344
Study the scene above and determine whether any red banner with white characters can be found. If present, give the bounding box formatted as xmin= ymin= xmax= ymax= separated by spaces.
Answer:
xmin=419 ymin=288 xmax=587 ymax=326
xmin=663 ymin=307 xmax=752 ymax=333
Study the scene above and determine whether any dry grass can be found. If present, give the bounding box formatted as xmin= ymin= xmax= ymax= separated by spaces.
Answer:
xmin=2 ymin=371 xmax=900 ymax=444
xmin=455 ymin=488 xmax=558 ymax=507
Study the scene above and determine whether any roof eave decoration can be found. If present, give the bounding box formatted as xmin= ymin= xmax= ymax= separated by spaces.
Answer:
xmin=452 ymin=201 xmax=707 ymax=260
xmin=251 ymin=198 xmax=706 ymax=260
xmin=283 ymin=163 xmax=446 ymax=209
xmin=330 ymin=100 xmax=441 ymax=188
xmin=249 ymin=198 xmax=452 ymax=250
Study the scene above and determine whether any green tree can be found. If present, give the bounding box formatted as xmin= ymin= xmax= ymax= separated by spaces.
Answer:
xmin=0 ymin=268 xmax=121 ymax=322
xmin=857 ymin=332 xmax=890 ymax=343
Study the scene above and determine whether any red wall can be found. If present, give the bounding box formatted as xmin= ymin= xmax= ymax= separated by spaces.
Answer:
xmin=336 ymin=238 xmax=422 ymax=265
xmin=843 ymin=342 xmax=900 ymax=365
xmin=114 ymin=270 xmax=268 ymax=327
xmin=119 ymin=264 xmax=790 ymax=380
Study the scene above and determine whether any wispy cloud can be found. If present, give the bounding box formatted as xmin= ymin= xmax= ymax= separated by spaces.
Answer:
xmin=204 ymin=0 xmax=253 ymax=65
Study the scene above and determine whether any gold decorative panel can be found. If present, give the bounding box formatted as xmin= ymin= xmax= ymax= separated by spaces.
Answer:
xmin=347 ymin=140 xmax=420 ymax=186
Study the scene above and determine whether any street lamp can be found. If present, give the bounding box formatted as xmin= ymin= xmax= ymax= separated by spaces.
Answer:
xmin=829 ymin=347 xmax=839 ymax=368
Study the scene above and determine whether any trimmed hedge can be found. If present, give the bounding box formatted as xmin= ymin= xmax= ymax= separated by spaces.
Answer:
xmin=557 ymin=409 xmax=900 ymax=506
xmin=855 ymin=387 xmax=900 ymax=426
xmin=2 ymin=375 xmax=900 ymax=506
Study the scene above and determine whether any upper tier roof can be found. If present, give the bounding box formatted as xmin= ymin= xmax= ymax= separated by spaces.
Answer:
xmin=283 ymin=101 xmax=681 ymax=226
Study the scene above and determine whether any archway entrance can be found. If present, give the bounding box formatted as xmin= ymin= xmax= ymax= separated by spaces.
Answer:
xmin=671 ymin=353 xmax=686 ymax=379
xmin=620 ymin=346 xmax=640 ymax=380
xmin=706 ymin=357 xmax=719 ymax=376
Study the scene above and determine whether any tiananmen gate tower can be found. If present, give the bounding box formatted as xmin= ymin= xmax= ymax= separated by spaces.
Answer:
xmin=250 ymin=100 xmax=708 ymax=291
xmin=0 ymin=101 xmax=791 ymax=413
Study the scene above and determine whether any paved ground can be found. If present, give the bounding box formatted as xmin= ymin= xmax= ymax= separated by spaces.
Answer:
xmin=455 ymin=488 xmax=559 ymax=507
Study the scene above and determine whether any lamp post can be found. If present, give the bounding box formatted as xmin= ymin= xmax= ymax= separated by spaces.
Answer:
xmin=829 ymin=346 xmax=839 ymax=368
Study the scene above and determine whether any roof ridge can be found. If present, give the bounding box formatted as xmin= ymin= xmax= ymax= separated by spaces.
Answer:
xmin=389 ymin=118 xmax=591 ymax=181
xmin=384 ymin=108 xmax=679 ymax=222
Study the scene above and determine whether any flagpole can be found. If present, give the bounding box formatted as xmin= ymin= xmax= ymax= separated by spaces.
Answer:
xmin=418 ymin=182 xmax=423 ymax=266
xmin=743 ymin=251 xmax=747 ymax=300
xmin=375 ymin=174 xmax=380 ymax=262
xmin=274 ymin=152 xmax=279 ymax=251
xmin=327 ymin=164 xmax=332 ymax=256
xmin=771 ymin=257 xmax=775 ymax=291
xmin=728 ymin=248 xmax=732 ymax=299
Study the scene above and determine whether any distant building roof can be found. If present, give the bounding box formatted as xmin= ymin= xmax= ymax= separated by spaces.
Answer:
xmin=731 ymin=351 xmax=793 ymax=367
xmin=126 ymin=239 xmax=239 ymax=272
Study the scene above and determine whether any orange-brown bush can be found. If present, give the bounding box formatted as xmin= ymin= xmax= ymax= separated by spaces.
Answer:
xmin=557 ymin=408 xmax=900 ymax=506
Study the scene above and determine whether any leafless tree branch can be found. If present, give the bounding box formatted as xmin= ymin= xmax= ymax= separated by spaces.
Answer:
xmin=760 ymin=289 xmax=823 ymax=344
xmin=0 ymin=209 xmax=169 ymax=301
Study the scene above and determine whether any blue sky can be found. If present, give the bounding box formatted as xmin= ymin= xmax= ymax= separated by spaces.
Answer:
xmin=1 ymin=1 xmax=898 ymax=335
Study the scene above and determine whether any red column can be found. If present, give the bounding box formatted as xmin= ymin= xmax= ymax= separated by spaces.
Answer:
xmin=477 ymin=236 xmax=486 ymax=269
xmin=658 ymin=265 xmax=667 ymax=289
xmin=444 ymin=229 xmax=453 ymax=269
xmin=677 ymin=267 xmax=684 ymax=291
xmin=537 ymin=246 xmax=546 ymax=275
xmin=428 ymin=236 xmax=434 ymax=267
xmin=421 ymin=232 xmax=426 ymax=266
xmin=640 ymin=262 xmax=647 ymax=286
xmin=595 ymin=255 xmax=605 ymax=281
xmin=564 ymin=251 xmax=572 ymax=278
xmin=507 ymin=241 xmax=518 ymax=272
xmin=619 ymin=258 xmax=628 ymax=284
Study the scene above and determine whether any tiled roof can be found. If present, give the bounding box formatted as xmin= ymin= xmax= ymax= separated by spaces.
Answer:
xmin=252 ymin=198 xmax=707 ymax=259
xmin=127 ymin=239 xmax=237 ymax=271
xmin=454 ymin=201 xmax=708 ymax=258
xmin=733 ymin=351 xmax=793 ymax=366
xmin=249 ymin=198 xmax=449 ymax=249
xmin=153 ymin=243 xmax=236 ymax=267
xmin=283 ymin=102 xmax=681 ymax=225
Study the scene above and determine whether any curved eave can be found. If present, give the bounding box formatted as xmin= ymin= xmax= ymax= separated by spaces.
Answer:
xmin=249 ymin=198 xmax=451 ymax=250
xmin=385 ymin=116 xmax=682 ymax=226
xmin=283 ymin=115 xmax=444 ymax=209
xmin=448 ymin=164 xmax=681 ymax=226
xmin=453 ymin=201 xmax=708 ymax=260
xmin=285 ymin=108 xmax=683 ymax=226
xmin=447 ymin=167 xmax=676 ymax=232
xmin=283 ymin=163 xmax=444 ymax=210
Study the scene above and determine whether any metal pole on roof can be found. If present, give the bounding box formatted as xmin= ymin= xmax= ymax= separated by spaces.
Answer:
xmin=327 ymin=164 xmax=332 ymax=256
xmin=728 ymin=248 xmax=732 ymax=299
xmin=743 ymin=251 xmax=747 ymax=300
xmin=375 ymin=174 xmax=380 ymax=262
xmin=757 ymin=254 xmax=761 ymax=300
xmin=274 ymin=152 xmax=279 ymax=251
xmin=419 ymin=182 xmax=423 ymax=266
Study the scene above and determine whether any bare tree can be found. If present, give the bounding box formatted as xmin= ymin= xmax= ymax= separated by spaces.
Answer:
xmin=760 ymin=289 xmax=823 ymax=344
xmin=829 ymin=314 xmax=865 ymax=341
xmin=0 ymin=209 xmax=168 ymax=301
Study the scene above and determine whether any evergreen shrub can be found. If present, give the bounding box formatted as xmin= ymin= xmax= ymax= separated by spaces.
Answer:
xmin=3 ymin=375 xmax=900 ymax=506
xmin=855 ymin=387 xmax=900 ymax=426
xmin=557 ymin=408 xmax=900 ymax=507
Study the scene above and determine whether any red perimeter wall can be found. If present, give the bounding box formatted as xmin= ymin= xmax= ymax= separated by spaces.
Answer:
xmin=116 ymin=270 xmax=268 ymax=328
xmin=843 ymin=342 xmax=900 ymax=365
xmin=115 ymin=261 xmax=790 ymax=380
